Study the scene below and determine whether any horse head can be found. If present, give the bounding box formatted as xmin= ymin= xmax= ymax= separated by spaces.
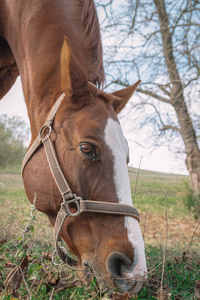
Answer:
xmin=23 ymin=37 xmax=147 ymax=295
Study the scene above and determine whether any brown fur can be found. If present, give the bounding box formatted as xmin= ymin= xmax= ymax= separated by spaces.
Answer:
xmin=0 ymin=0 xmax=143 ymax=294
xmin=0 ymin=38 xmax=19 ymax=99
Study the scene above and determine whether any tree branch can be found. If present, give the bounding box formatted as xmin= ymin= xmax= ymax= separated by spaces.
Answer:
xmin=137 ymin=88 xmax=171 ymax=104
xmin=160 ymin=125 xmax=181 ymax=132
xmin=158 ymin=84 xmax=171 ymax=97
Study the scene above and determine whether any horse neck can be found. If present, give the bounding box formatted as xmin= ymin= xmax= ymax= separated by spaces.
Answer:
xmin=2 ymin=0 xmax=103 ymax=137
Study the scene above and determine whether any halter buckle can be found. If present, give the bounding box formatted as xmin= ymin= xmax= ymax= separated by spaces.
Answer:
xmin=61 ymin=194 xmax=82 ymax=217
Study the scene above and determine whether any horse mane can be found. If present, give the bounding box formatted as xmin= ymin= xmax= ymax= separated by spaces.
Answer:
xmin=78 ymin=0 xmax=105 ymax=88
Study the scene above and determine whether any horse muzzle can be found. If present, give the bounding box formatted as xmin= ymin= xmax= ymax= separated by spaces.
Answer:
xmin=106 ymin=252 xmax=146 ymax=293
xmin=81 ymin=250 xmax=147 ymax=295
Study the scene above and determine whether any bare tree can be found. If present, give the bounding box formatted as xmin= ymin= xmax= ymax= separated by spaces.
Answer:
xmin=96 ymin=0 xmax=200 ymax=200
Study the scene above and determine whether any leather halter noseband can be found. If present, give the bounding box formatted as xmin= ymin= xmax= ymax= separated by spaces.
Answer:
xmin=22 ymin=92 xmax=140 ymax=265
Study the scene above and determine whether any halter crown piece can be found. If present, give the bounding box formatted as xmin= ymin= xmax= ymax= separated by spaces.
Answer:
xmin=22 ymin=92 xmax=140 ymax=266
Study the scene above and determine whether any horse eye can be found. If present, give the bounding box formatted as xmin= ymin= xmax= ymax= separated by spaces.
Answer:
xmin=79 ymin=143 xmax=98 ymax=159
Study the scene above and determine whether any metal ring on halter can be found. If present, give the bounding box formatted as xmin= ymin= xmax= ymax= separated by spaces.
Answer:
xmin=52 ymin=247 xmax=68 ymax=266
xmin=61 ymin=194 xmax=82 ymax=217
xmin=39 ymin=125 xmax=52 ymax=139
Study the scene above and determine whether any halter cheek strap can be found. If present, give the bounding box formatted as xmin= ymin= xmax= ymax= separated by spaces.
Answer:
xmin=21 ymin=92 xmax=66 ymax=173
xmin=22 ymin=92 xmax=140 ymax=266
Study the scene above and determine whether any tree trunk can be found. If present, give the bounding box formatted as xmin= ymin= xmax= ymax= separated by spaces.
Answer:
xmin=154 ymin=0 xmax=200 ymax=196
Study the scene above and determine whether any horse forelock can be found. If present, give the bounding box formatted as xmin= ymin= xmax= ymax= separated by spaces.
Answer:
xmin=77 ymin=0 xmax=105 ymax=88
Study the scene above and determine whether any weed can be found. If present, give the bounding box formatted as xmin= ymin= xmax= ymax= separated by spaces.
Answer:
xmin=183 ymin=180 xmax=200 ymax=219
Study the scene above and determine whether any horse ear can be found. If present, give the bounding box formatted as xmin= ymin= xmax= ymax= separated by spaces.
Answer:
xmin=111 ymin=80 xmax=141 ymax=114
xmin=60 ymin=36 xmax=92 ymax=102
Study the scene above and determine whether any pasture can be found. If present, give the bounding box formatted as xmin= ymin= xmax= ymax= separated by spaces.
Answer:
xmin=0 ymin=168 xmax=200 ymax=299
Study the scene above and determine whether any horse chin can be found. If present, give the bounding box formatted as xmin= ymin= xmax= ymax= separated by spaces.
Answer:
xmin=79 ymin=259 xmax=145 ymax=296
xmin=78 ymin=259 xmax=111 ymax=291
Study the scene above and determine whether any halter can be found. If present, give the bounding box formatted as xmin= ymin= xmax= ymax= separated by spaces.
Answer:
xmin=22 ymin=92 xmax=140 ymax=266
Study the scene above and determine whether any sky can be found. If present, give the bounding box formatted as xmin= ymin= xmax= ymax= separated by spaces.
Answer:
xmin=0 ymin=77 xmax=188 ymax=175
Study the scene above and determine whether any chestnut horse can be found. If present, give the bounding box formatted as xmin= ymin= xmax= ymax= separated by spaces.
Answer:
xmin=0 ymin=0 xmax=147 ymax=294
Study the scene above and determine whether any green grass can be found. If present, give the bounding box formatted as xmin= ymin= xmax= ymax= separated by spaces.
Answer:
xmin=1 ymin=224 xmax=199 ymax=299
xmin=139 ymin=244 xmax=200 ymax=299
xmin=0 ymin=172 xmax=52 ymax=242
xmin=129 ymin=167 xmax=189 ymax=217
xmin=0 ymin=167 xmax=200 ymax=299
xmin=0 ymin=164 xmax=22 ymax=175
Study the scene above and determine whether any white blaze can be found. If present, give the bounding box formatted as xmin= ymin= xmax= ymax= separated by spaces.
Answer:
xmin=104 ymin=118 xmax=147 ymax=281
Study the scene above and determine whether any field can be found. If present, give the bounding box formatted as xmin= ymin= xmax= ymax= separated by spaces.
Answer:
xmin=0 ymin=168 xmax=200 ymax=299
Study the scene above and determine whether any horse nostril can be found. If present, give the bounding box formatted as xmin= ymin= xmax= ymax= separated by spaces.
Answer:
xmin=107 ymin=252 xmax=133 ymax=278
xmin=106 ymin=252 xmax=139 ymax=292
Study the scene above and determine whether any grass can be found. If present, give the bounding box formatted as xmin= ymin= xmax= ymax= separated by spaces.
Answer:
xmin=140 ymin=244 xmax=200 ymax=299
xmin=129 ymin=167 xmax=188 ymax=217
xmin=0 ymin=167 xmax=200 ymax=299
xmin=0 ymin=164 xmax=23 ymax=175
